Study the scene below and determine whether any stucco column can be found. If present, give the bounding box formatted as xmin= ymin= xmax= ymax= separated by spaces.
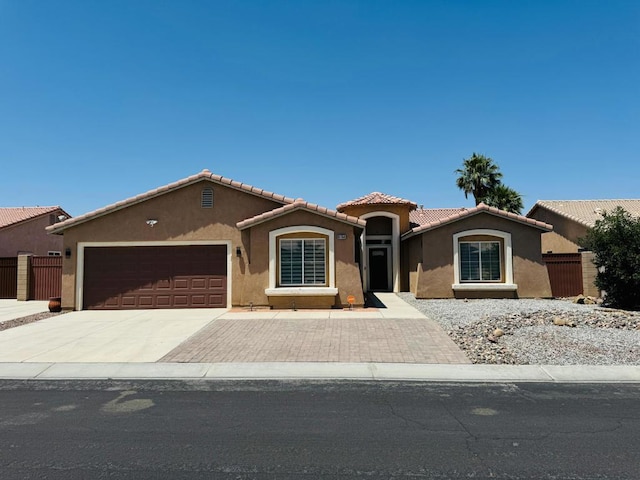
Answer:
xmin=581 ymin=251 xmax=599 ymax=297
xmin=16 ymin=254 xmax=31 ymax=301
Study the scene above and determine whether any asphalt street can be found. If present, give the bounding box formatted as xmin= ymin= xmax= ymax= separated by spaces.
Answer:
xmin=0 ymin=380 xmax=638 ymax=479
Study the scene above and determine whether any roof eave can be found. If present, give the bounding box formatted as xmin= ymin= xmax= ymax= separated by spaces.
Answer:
xmin=46 ymin=171 xmax=294 ymax=234
xmin=238 ymin=206 xmax=366 ymax=231
xmin=401 ymin=208 xmax=552 ymax=240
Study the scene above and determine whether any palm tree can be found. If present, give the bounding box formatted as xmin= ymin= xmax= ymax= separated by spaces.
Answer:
xmin=454 ymin=153 xmax=503 ymax=205
xmin=482 ymin=184 xmax=524 ymax=214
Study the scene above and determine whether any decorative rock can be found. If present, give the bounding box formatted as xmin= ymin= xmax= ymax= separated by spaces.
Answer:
xmin=493 ymin=328 xmax=504 ymax=337
xmin=573 ymin=295 xmax=586 ymax=304
xmin=553 ymin=317 xmax=567 ymax=326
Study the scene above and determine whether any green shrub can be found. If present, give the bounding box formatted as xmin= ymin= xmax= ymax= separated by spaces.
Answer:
xmin=582 ymin=207 xmax=640 ymax=310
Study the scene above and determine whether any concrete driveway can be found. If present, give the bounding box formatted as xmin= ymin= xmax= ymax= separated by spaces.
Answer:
xmin=0 ymin=309 xmax=224 ymax=362
xmin=0 ymin=300 xmax=50 ymax=324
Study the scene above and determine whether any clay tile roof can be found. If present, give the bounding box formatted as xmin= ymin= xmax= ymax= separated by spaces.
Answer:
xmin=0 ymin=206 xmax=69 ymax=229
xmin=47 ymin=170 xmax=295 ymax=234
xmin=527 ymin=199 xmax=640 ymax=227
xmin=237 ymin=198 xmax=366 ymax=230
xmin=402 ymin=203 xmax=552 ymax=240
xmin=336 ymin=192 xmax=418 ymax=211
xmin=409 ymin=208 xmax=469 ymax=227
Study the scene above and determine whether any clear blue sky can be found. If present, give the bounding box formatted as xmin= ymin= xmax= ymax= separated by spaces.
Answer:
xmin=2 ymin=0 xmax=638 ymax=217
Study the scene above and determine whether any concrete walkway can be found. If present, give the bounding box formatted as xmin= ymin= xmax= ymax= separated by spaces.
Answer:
xmin=0 ymin=293 xmax=639 ymax=383
xmin=0 ymin=362 xmax=638 ymax=383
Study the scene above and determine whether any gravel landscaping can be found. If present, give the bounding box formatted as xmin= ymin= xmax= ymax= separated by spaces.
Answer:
xmin=0 ymin=312 xmax=64 ymax=332
xmin=397 ymin=293 xmax=640 ymax=365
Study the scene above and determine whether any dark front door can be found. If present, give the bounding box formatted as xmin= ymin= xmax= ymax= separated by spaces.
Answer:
xmin=368 ymin=247 xmax=390 ymax=291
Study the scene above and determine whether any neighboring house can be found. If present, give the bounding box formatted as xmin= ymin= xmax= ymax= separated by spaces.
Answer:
xmin=526 ymin=199 xmax=640 ymax=297
xmin=0 ymin=206 xmax=70 ymax=257
xmin=47 ymin=170 xmax=553 ymax=311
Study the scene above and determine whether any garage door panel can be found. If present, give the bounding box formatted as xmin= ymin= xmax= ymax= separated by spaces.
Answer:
xmin=83 ymin=245 xmax=227 ymax=310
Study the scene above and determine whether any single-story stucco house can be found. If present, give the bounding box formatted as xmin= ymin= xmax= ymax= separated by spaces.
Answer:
xmin=47 ymin=170 xmax=553 ymax=310
xmin=526 ymin=199 xmax=640 ymax=297
xmin=0 ymin=206 xmax=70 ymax=257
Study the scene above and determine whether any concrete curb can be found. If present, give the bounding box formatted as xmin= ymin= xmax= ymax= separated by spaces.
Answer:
xmin=1 ymin=362 xmax=639 ymax=383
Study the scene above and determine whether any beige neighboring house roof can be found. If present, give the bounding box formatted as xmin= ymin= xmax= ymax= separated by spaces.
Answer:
xmin=402 ymin=203 xmax=552 ymax=240
xmin=0 ymin=206 xmax=70 ymax=230
xmin=336 ymin=192 xmax=418 ymax=211
xmin=237 ymin=198 xmax=366 ymax=230
xmin=47 ymin=169 xmax=296 ymax=234
xmin=527 ymin=200 xmax=640 ymax=228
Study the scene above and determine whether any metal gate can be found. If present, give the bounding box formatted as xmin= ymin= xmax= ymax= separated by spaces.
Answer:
xmin=543 ymin=253 xmax=583 ymax=298
xmin=0 ymin=257 xmax=17 ymax=299
xmin=29 ymin=256 xmax=62 ymax=300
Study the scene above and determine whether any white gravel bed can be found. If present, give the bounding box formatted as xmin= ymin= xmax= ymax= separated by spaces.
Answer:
xmin=397 ymin=293 xmax=640 ymax=365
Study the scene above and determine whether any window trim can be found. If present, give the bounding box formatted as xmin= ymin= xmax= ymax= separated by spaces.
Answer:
xmin=452 ymin=229 xmax=517 ymax=291
xmin=266 ymin=226 xmax=337 ymax=296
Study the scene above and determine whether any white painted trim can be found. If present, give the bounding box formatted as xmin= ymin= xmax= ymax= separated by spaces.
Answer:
xmin=453 ymin=283 xmax=518 ymax=291
xmin=265 ymin=287 xmax=338 ymax=296
xmin=359 ymin=211 xmax=400 ymax=292
xmin=452 ymin=229 xmax=514 ymax=287
xmin=76 ymin=240 xmax=232 ymax=311
xmin=268 ymin=226 xmax=335 ymax=290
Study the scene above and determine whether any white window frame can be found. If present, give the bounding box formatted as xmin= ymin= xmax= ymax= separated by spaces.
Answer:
xmin=266 ymin=226 xmax=337 ymax=296
xmin=452 ymin=229 xmax=517 ymax=291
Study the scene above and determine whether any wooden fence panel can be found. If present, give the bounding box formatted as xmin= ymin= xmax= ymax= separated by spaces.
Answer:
xmin=0 ymin=257 xmax=18 ymax=299
xmin=543 ymin=253 xmax=583 ymax=298
xmin=29 ymin=256 xmax=62 ymax=300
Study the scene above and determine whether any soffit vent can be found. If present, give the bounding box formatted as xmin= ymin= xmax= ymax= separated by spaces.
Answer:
xmin=201 ymin=188 xmax=214 ymax=208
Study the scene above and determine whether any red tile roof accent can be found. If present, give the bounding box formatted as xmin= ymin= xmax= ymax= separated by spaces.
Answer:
xmin=527 ymin=199 xmax=640 ymax=227
xmin=0 ymin=206 xmax=69 ymax=229
xmin=336 ymin=192 xmax=418 ymax=211
xmin=237 ymin=198 xmax=366 ymax=229
xmin=409 ymin=208 xmax=468 ymax=226
xmin=47 ymin=170 xmax=295 ymax=234
xmin=402 ymin=203 xmax=552 ymax=239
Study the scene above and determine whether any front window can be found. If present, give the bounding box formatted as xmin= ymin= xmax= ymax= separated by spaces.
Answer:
xmin=460 ymin=241 xmax=501 ymax=282
xmin=279 ymin=238 xmax=326 ymax=286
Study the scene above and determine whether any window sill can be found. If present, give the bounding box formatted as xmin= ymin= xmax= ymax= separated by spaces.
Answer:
xmin=452 ymin=283 xmax=518 ymax=291
xmin=265 ymin=287 xmax=338 ymax=296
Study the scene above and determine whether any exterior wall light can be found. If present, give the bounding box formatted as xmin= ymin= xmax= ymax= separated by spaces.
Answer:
xmin=65 ymin=248 xmax=71 ymax=258
xmin=236 ymin=247 xmax=242 ymax=257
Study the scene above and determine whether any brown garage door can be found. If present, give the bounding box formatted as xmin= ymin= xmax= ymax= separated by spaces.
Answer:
xmin=83 ymin=245 xmax=227 ymax=310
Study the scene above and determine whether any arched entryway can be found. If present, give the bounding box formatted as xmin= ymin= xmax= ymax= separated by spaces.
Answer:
xmin=360 ymin=212 xmax=400 ymax=292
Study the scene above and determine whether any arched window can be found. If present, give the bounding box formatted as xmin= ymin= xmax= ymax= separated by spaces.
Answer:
xmin=452 ymin=229 xmax=516 ymax=291
xmin=266 ymin=226 xmax=337 ymax=296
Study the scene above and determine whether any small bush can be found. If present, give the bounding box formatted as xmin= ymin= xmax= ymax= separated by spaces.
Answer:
xmin=582 ymin=207 xmax=640 ymax=310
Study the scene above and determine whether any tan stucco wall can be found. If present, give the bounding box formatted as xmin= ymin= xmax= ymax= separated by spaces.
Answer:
xmin=406 ymin=213 xmax=552 ymax=299
xmin=59 ymin=180 xmax=285 ymax=310
xmin=0 ymin=213 xmax=64 ymax=257
xmin=243 ymin=209 xmax=364 ymax=308
xmin=527 ymin=207 xmax=588 ymax=253
xmin=59 ymin=180 xmax=364 ymax=310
